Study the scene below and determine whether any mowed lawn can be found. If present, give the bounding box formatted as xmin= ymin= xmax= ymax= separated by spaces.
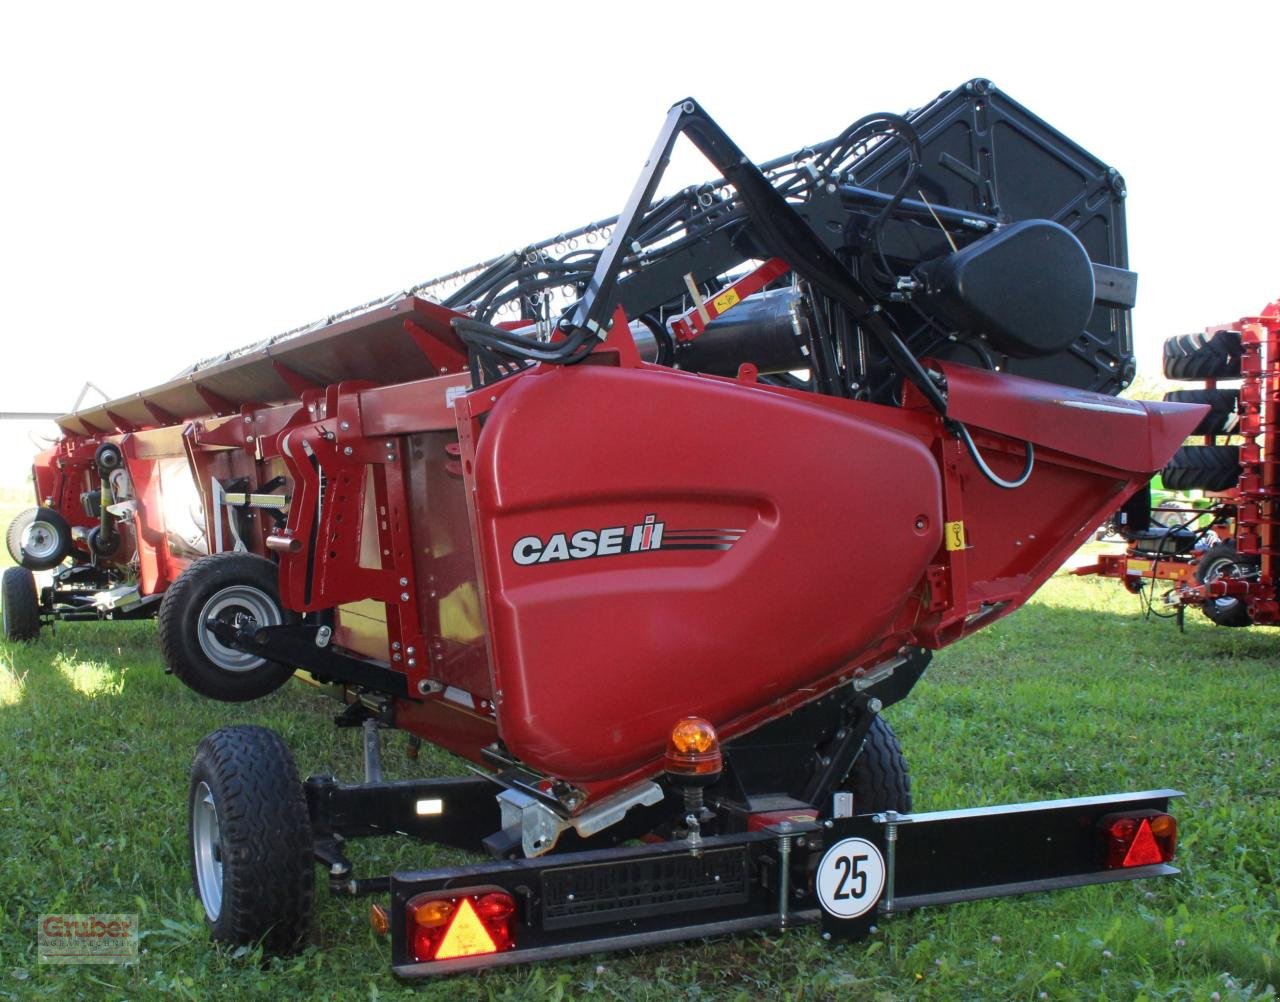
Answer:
xmin=0 ymin=516 xmax=1276 ymax=1000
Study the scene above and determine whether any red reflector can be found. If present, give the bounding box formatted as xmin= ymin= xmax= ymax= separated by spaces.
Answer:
xmin=434 ymin=898 xmax=497 ymax=960
xmin=1100 ymin=811 xmax=1177 ymax=869
xmin=1122 ymin=819 xmax=1163 ymax=867
xmin=405 ymin=889 xmax=517 ymax=962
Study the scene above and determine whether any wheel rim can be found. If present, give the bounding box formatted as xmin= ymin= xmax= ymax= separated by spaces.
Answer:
xmin=196 ymin=584 xmax=283 ymax=672
xmin=192 ymin=781 xmax=223 ymax=921
xmin=21 ymin=521 xmax=61 ymax=562
xmin=1203 ymin=556 xmax=1242 ymax=612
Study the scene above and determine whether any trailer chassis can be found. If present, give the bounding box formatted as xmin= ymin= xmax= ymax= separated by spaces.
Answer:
xmin=300 ymin=747 xmax=1180 ymax=977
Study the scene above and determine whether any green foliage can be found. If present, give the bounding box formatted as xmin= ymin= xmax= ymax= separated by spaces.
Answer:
xmin=0 ymin=557 xmax=1276 ymax=1000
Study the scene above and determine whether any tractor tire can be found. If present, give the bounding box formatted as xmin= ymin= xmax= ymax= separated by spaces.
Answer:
xmin=188 ymin=725 xmax=314 ymax=954
xmin=159 ymin=552 xmax=294 ymax=702
xmin=1162 ymin=388 xmax=1240 ymax=436
xmin=1195 ymin=543 xmax=1255 ymax=628
xmin=1161 ymin=446 xmax=1240 ymax=492
xmin=17 ymin=508 xmax=73 ymax=571
xmin=1162 ymin=329 xmax=1242 ymax=381
xmin=843 ymin=716 xmax=911 ymax=813
xmin=2 ymin=567 xmax=41 ymax=642
xmin=6 ymin=508 xmax=36 ymax=564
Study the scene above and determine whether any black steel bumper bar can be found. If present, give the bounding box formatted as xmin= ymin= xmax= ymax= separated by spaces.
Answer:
xmin=387 ymin=788 xmax=1181 ymax=977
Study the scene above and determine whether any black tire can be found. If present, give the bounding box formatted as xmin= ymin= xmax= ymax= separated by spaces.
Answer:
xmin=1162 ymin=329 xmax=1242 ymax=380
xmin=17 ymin=507 xmax=73 ymax=571
xmin=1195 ymin=543 xmax=1255 ymax=628
xmin=2 ymin=567 xmax=41 ymax=641
xmin=159 ymin=552 xmax=294 ymax=702
xmin=188 ymin=725 xmax=314 ymax=954
xmin=6 ymin=508 xmax=36 ymax=564
xmin=1161 ymin=446 xmax=1240 ymax=492
xmin=844 ymin=716 xmax=911 ymax=813
xmin=1162 ymin=388 xmax=1240 ymax=436
xmin=94 ymin=442 xmax=124 ymax=478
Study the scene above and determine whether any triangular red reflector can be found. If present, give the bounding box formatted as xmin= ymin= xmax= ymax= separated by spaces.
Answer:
xmin=1122 ymin=818 xmax=1163 ymax=867
xmin=434 ymin=898 xmax=498 ymax=960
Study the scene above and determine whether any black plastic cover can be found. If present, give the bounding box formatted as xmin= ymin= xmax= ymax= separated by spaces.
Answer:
xmin=918 ymin=220 xmax=1095 ymax=358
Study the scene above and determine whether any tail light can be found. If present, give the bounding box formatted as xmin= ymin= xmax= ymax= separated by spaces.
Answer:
xmin=404 ymin=888 xmax=517 ymax=962
xmin=1099 ymin=810 xmax=1177 ymax=868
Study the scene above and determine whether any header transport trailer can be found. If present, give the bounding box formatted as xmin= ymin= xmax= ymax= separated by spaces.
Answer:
xmin=4 ymin=81 xmax=1200 ymax=975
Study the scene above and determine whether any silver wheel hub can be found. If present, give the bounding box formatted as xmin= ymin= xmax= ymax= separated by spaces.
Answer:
xmin=21 ymin=522 xmax=60 ymax=561
xmin=196 ymin=584 xmax=282 ymax=672
xmin=1204 ymin=557 xmax=1242 ymax=611
xmin=192 ymin=781 xmax=223 ymax=921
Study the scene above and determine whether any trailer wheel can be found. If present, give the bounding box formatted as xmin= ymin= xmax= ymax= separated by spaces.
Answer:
xmin=2 ymin=567 xmax=41 ymax=642
xmin=159 ymin=553 xmax=294 ymax=702
xmin=1161 ymin=446 xmax=1240 ymax=493
xmin=1162 ymin=329 xmax=1242 ymax=380
xmin=189 ymin=725 xmax=314 ymax=954
xmin=1195 ymin=543 xmax=1255 ymax=628
xmin=17 ymin=508 xmax=73 ymax=571
xmin=1162 ymin=388 xmax=1240 ymax=436
xmin=6 ymin=508 xmax=36 ymax=564
xmin=844 ymin=716 xmax=911 ymax=813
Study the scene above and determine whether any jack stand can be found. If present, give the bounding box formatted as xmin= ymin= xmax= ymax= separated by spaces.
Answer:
xmin=363 ymin=718 xmax=383 ymax=783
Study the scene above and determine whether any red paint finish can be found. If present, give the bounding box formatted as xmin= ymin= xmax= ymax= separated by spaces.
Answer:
xmin=469 ymin=364 xmax=944 ymax=782
xmin=441 ymin=358 xmax=1206 ymax=795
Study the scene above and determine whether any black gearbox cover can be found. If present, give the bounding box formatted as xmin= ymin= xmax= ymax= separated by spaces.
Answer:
xmin=917 ymin=220 xmax=1094 ymax=358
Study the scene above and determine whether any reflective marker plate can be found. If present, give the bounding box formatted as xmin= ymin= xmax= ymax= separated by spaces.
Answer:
xmin=816 ymin=836 xmax=886 ymax=920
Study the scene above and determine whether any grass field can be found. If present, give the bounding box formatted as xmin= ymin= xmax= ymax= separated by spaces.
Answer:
xmin=0 ymin=519 xmax=1276 ymax=1000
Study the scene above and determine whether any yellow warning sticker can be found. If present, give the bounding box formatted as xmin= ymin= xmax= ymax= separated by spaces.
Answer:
xmin=944 ymin=521 xmax=965 ymax=551
xmin=711 ymin=288 xmax=741 ymax=314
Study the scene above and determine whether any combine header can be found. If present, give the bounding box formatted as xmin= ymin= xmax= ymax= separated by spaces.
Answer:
xmin=4 ymin=80 xmax=1202 ymax=974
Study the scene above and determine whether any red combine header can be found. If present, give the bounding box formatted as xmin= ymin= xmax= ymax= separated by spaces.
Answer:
xmin=3 ymin=80 xmax=1203 ymax=974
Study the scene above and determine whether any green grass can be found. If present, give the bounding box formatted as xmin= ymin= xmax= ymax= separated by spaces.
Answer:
xmin=0 ymin=543 xmax=1276 ymax=999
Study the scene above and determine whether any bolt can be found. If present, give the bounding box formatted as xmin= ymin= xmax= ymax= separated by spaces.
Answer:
xmin=392 ymin=642 xmax=401 ymax=651
xmin=385 ymin=441 xmax=393 ymax=448
xmin=386 ymin=454 xmax=395 ymax=461
xmin=823 ymin=819 xmax=834 ymax=829
xmin=566 ymin=893 xmax=575 ymax=901
xmin=246 ymin=435 xmax=255 ymax=443
xmin=822 ymin=931 xmax=832 ymax=941
xmin=343 ymin=446 xmax=353 ymax=456
xmin=393 ymin=654 xmax=401 ymax=662
xmin=407 ymin=658 xmax=416 ymax=667
xmin=868 ymin=698 xmax=883 ymax=713
xmin=400 ymin=592 xmax=410 ymax=602
xmin=406 ymin=646 xmax=415 ymax=655
xmin=339 ymin=420 xmax=350 ymax=430
xmin=399 ymin=577 xmax=408 ymax=587
xmin=914 ymin=517 xmax=926 ymax=530
xmin=244 ymin=416 xmax=253 ymax=424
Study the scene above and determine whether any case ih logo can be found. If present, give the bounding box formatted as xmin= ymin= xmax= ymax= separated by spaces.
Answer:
xmin=512 ymin=515 xmax=745 ymax=565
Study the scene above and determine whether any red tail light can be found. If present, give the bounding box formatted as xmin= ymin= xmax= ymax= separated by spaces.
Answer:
xmin=1099 ymin=811 xmax=1177 ymax=868
xmin=405 ymin=888 xmax=517 ymax=962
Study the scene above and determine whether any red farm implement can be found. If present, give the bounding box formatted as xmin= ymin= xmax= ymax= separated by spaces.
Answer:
xmin=3 ymin=80 xmax=1202 ymax=974
xmin=1075 ymin=299 xmax=1279 ymax=628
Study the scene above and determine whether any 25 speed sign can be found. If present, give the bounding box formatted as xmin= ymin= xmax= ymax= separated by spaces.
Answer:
xmin=816 ymin=836 xmax=886 ymax=919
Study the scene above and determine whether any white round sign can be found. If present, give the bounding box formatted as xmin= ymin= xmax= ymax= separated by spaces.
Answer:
xmin=816 ymin=837 xmax=886 ymax=919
